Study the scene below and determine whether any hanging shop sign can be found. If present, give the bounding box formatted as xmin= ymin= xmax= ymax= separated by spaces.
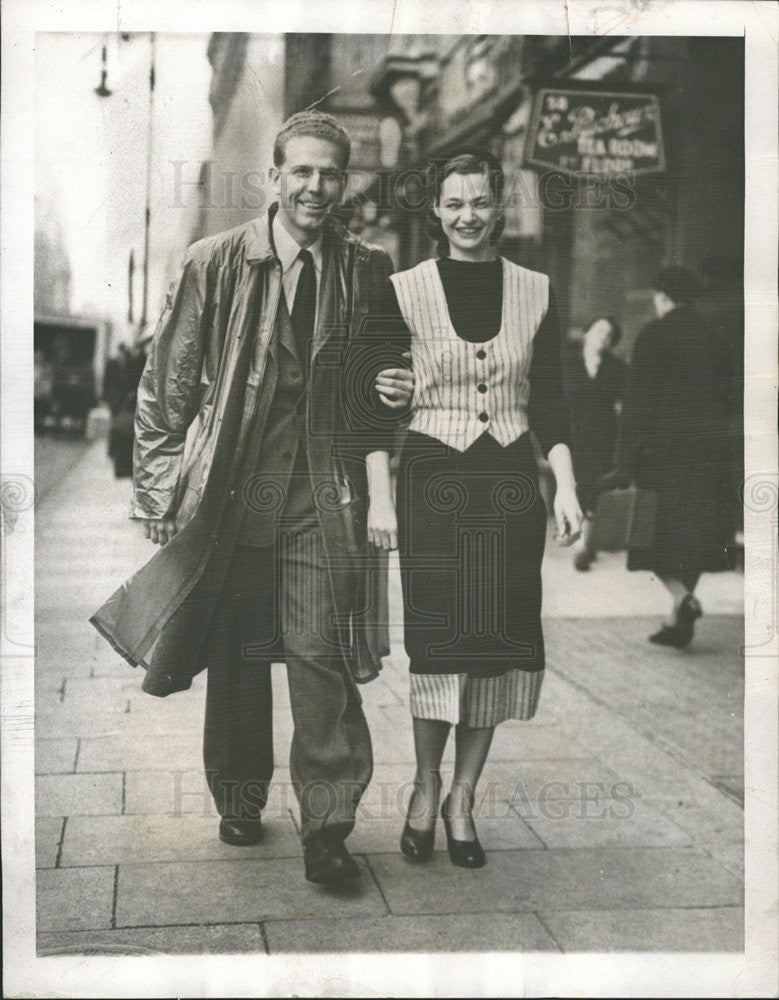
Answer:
xmin=524 ymin=88 xmax=665 ymax=177
xmin=329 ymin=111 xmax=382 ymax=171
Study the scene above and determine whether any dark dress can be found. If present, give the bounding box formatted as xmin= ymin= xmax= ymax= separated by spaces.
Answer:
xmin=625 ymin=305 xmax=735 ymax=578
xmin=350 ymin=256 xmax=570 ymax=726
xmin=562 ymin=345 xmax=627 ymax=514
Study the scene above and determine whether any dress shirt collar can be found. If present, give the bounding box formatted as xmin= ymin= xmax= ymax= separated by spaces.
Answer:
xmin=272 ymin=213 xmax=323 ymax=275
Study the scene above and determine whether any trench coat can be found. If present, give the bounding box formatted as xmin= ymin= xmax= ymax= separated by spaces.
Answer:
xmin=90 ymin=206 xmax=393 ymax=696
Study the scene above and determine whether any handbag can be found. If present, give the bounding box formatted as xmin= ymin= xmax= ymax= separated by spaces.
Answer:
xmin=590 ymin=485 xmax=657 ymax=552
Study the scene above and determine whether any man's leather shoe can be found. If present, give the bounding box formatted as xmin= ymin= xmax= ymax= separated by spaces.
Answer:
xmin=304 ymin=837 xmax=360 ymax=884
xmin=219 ymin=817 xmax=263 ymax=846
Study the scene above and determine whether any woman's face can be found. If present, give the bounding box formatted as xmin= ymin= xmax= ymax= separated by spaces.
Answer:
xmin=434 ymin=170 xmax=500 ymax=259
xmin=584 ymin=318 xmax=616 ymax=352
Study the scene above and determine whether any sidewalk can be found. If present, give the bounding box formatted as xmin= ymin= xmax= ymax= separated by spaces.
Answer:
xmin=34 ymin=440 xmax=744 ymax=955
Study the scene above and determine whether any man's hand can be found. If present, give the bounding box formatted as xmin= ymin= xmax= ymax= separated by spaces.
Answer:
xmin=375 ymin=366 xmax=414 ymax=410
xmin=367 ymin=495 xmax=398 ymax=551
xmin=141 ymin=517 xmax=179 ymax=546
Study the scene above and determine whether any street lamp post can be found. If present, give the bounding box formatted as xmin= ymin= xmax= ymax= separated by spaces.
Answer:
xmin=139 ymin=32 xmax=156 ymax=335
xmin=94 ymin=32 xmax=156 ymax=345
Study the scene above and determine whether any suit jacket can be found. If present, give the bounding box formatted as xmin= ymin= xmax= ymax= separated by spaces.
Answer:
xmin=91 ymin=205 xmax=393 ymax=695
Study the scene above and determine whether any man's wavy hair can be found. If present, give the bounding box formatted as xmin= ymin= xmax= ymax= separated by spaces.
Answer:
xmin=273 ymin=110 xmax=351 ymax=170
xmin=425 ymin=148 xmax=506 ymax=257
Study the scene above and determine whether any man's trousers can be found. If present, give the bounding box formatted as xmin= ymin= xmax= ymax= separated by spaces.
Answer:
xmin=201 ymin=528 xmax=373 ymax=845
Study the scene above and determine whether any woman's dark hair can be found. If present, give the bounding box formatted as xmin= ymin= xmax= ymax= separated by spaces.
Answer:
xmin=425 ymin=148 xmax=505 ymax=256
xmin=585 ymin=315 xmax=623 ymax=346
xmin=653 ymin=266 xmax=700 ymax=305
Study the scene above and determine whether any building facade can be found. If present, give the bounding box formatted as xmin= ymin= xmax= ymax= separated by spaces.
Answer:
xmin=195 ymin=31 xmax=744 ymax=491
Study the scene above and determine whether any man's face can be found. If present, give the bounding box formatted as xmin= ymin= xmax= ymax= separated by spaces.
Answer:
xmin=270 ymin=136 xmax=345 ymax=243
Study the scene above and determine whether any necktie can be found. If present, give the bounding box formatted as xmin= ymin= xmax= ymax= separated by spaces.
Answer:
xmin=291 ymin=248 xmax=316 ymax=363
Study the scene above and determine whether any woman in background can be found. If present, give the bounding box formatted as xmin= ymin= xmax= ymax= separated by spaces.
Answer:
xmin=563 ymin=316 xmax=628 ymax=570
xmin=622 ymin=266 xmax=734 ymax=647
xmin=352 ymin=149 xmax=581 ymax=869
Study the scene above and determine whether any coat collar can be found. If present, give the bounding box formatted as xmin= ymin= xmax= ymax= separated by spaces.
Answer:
xmin=245 ymin=203 xmax=363 ymax=264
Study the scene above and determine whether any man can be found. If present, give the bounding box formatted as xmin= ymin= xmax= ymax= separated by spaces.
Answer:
xmin=91 ymin=111 xmax=412 ymax=884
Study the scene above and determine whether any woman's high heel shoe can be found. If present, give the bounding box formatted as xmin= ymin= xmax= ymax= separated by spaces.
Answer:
xmin=649 ymin=594 xmax=703 ymax=649
xmin=400 ymin=819 xmax=435 ymax=862
xmin=441 ymin=795 xmax=486 ymax=869
xmin=400 ymin=778 xmax=440 ymax=862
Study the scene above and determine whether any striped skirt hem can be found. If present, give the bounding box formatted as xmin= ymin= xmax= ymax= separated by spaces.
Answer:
xmin=409 ymin=668 xmax=544 ymax=728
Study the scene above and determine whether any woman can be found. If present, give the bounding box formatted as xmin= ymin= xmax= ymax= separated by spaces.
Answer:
xmin=622 ymin=266 xmax=734 ymax=647
xmin=353 ymin=150 xmax=581 ymax=868
xmin=562 ymin=316 xmax=628 ymax=570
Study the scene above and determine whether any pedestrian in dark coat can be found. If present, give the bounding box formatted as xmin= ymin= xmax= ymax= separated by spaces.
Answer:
xmin=91 ymin=111 xmax=413 ymax=884
xmin=622 ymin=266 xmax=735 ymax=647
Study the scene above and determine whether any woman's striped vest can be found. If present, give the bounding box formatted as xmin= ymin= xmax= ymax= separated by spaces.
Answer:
xmin=390 ymin=257 xmax=550 ymax=452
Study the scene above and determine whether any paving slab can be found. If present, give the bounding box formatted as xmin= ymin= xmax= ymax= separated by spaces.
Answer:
xmin=34 ymin=684 xmax=67 ymax=710
xmin=648 ymin=796 xmax=744 ymax=845
xmin=60 ymin=676 xmax=136 ymax=713
xmin=91 ymin=654 xmax=146 ymax=679
xmin=36 ymin=707 xmax=130 ymax=739
xmin=115 ymin=856 xmax=387 ymax=926
xmin=36 ymin=816 xmax=65 ymax=868
xmin=60 ymin=812 xmax=302 ymax=867
xmin=265 ymin=910 xmax=560 ymax=953
xmin=125 ymin=687 xmax=208 ymax=734
xmin=517 ymin=792 xmax=694 ymax=849
xmin=77 ymin=732 xmax=202 ymax=772
xmin=701 ymin=840 xmax=745 ymax=881
xmin=359 ymin=673 xmax=406 ymax=709
xmin=123 ymin=768 xmax=219 ymax=817
xmin=36 ymin=772 xmax=124 ymax=817
xmin=545 ymin=616 xmax=743 ymax=782
xmin=478 ymin=757 xmax=630 ymax=805
xmin=37 ymin=867 xmax=115 ymax=932
xmin=539 ymin=905 xmax=744 ymax=952
xmin=37 ymin=923 xmax=267 ymax=956
xmin=488 ymin=719 xmax=594 ymax=762
xmin=36 ymin=619 xmax=101 ymax=657
xmin=711 ymin=774 xmax=744 ymax=806
xmin=35 ymin=738 xmax=78 ymax=774
xmin=369 ymin=847 xmax=743 ymax=915
xmin=534 ymin=676 xmax=742 ymax=807
xmin=122 ymin=766 xmax=302 ymax=821
xmin=362 ymin=707 xmax=420 ymax=765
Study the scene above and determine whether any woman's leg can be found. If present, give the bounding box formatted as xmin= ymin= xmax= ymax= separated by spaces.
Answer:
xmin=445 ymin=724 xmax=495 ymax=840
xmin=657 ymin=573 xmax=689 ymax=625
xmin=407 ymin=717 xmax=450 ymax=831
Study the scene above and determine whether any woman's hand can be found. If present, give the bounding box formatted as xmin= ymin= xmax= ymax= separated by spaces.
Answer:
xmin=553 ymin=487 xmax=583 ymax=547
xmin=368 ymin=495 xmax=398 ymax=550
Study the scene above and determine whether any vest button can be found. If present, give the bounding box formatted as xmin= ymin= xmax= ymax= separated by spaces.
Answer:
xmin=291 ymin=370 xmax=301 ymax=380
xmin=477 ymin=383 xmax=487 ymax=393
xmin=478 ymin=412 xmax=489 ymax=423
xmin=476 ymin=349 xmax=486 ymax=360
